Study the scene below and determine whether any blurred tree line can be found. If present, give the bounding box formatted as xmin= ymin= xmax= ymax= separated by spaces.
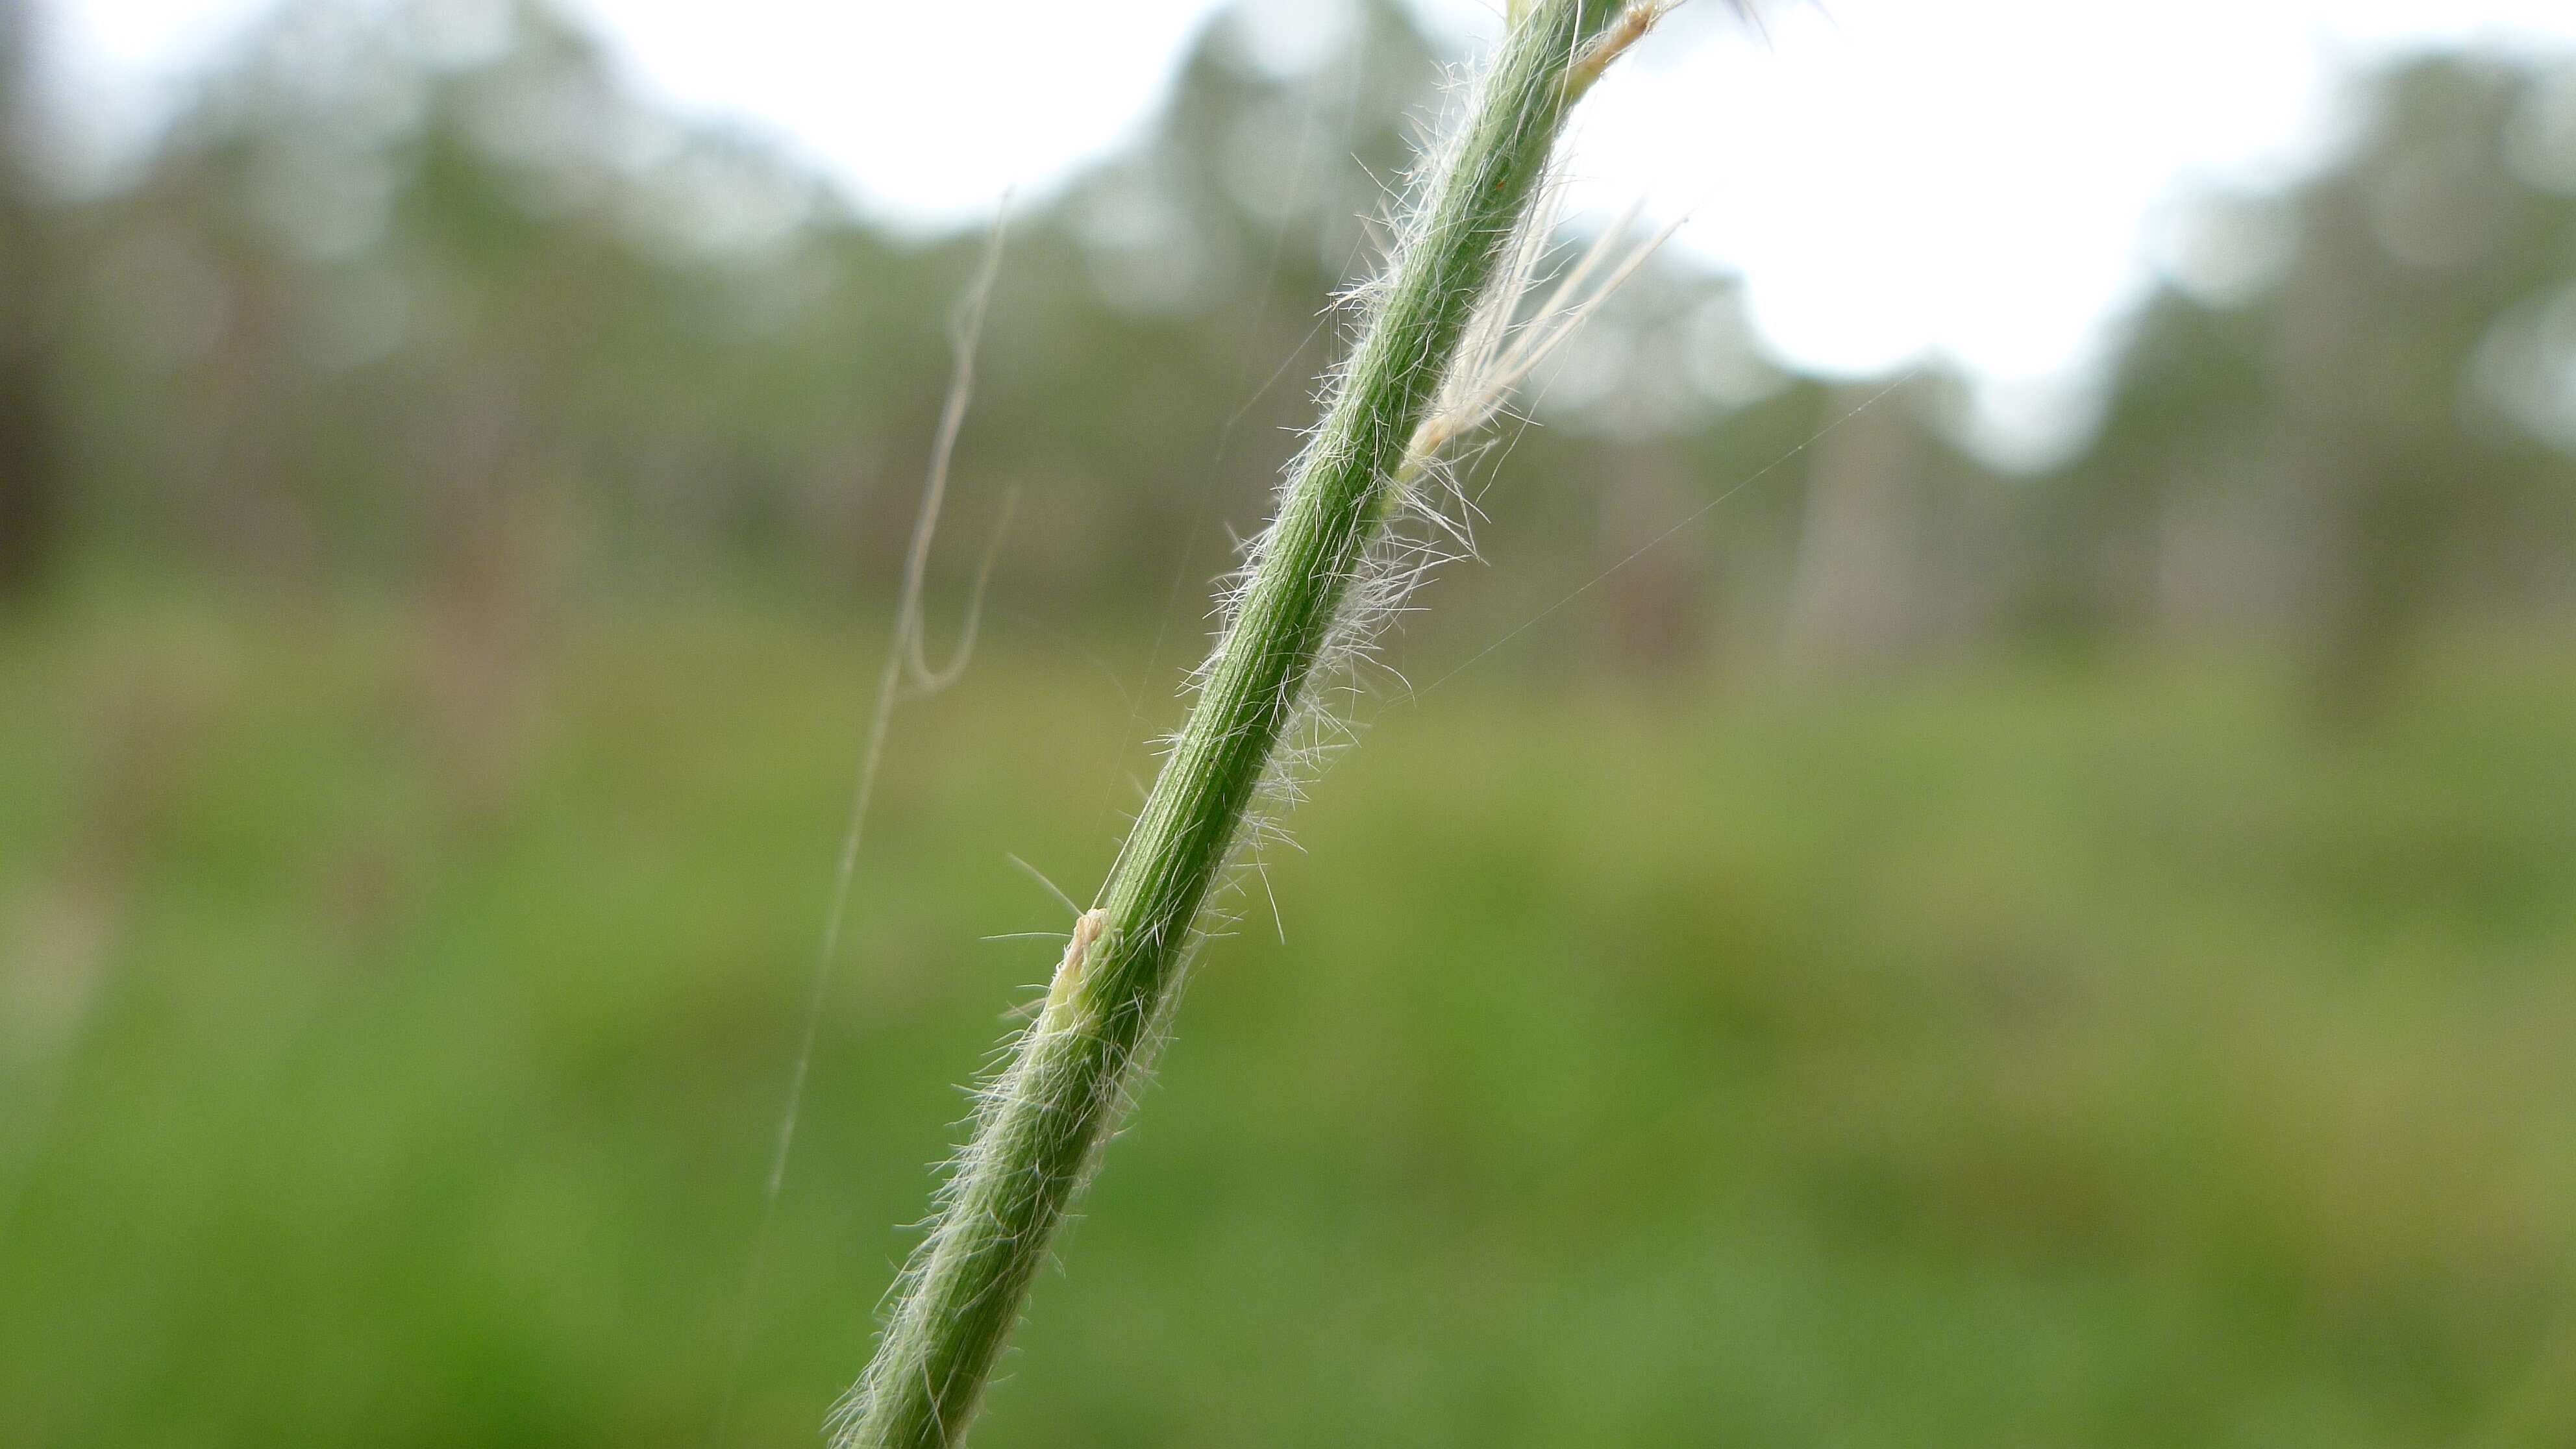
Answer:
xmin=3 ymin=0 xmax=2572 ymax=703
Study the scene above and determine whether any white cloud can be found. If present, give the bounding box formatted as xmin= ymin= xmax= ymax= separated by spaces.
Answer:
xmin=35 ymin=0 xmax=2576 ymax=444
xmin=554 ymin=0 xmax=1219 ymax=230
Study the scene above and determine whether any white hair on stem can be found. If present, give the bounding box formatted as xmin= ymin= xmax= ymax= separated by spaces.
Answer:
xmin=836 ymin=6 xmax=1701 ymax=1444
xmin=1188 ymin=161 xmax=1691 ymax=913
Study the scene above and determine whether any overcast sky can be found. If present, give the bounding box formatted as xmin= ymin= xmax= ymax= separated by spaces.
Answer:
xmin=36 ymin=0 xmax=2576 ymax=458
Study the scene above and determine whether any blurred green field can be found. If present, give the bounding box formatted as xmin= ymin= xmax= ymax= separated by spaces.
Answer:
xmin=4 ymin=593 xmax=2574 ymax=1448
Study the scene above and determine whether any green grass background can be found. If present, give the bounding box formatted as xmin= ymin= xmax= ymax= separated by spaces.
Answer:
xmin=4 ymin=593 xmax=2573 ymax=1447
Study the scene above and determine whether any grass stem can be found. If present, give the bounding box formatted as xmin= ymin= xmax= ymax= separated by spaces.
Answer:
xmin=835 ymin=5 xmax=1655 ymax=1443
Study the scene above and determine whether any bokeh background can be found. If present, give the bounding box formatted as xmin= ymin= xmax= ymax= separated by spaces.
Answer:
xmin=5 ymin=0 xmax=2576 ymax=1444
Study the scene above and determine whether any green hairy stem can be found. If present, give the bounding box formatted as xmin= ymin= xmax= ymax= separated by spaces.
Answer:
xmin=836 ymin=3 xmax=1642 ymax=1443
